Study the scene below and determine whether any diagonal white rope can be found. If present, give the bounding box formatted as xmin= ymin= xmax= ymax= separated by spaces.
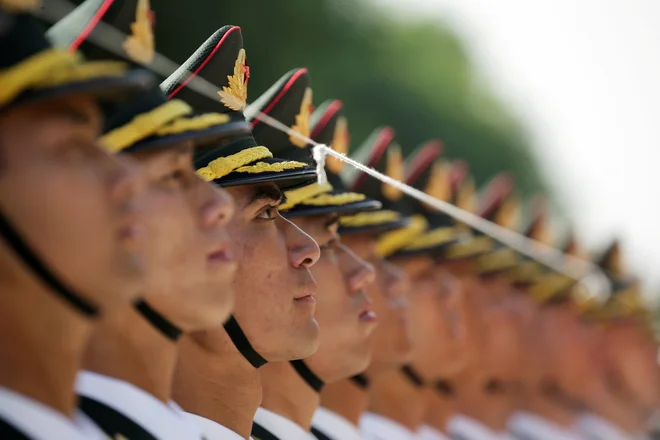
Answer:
xmin=36 ymin=0 xmax=612 ymax=301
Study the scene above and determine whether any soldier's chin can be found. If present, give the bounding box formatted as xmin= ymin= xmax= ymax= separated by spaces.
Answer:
xmin=265 ymin=318 xmax=320 ymax=362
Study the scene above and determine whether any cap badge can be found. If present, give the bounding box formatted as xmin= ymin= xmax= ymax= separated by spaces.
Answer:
xmin=290 ymin=87 xmax=313 ymax=148
xmin=0 ymin=0 xmax=40 ymax=12
xmin=456 ymin=176 xmax=477 ymax=214
xmin=327 ymin=115 xmax=349 ymax=173
xmin=382 ymin=144 xmax=404 ymax=201
xmin=123 ymin=0 xmax=155 ymax=64
xmin=494 ymin=195 xmax=520 ymax=230
xmin=424 ymin=161 xmax=451 ymax=203
xmin=218 ymin=48 xmax=249 ymax=111
xmin=601 ymin=241 xmax=623 ymax=275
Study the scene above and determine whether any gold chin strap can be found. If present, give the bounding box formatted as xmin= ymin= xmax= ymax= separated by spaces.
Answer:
xmin=100 ymin=100 xmax=193 ymax=153
xmin=0 ymin=49 xmax=126 ymax=107
xmin=196 ymin=146 xmax=273 ymax=181
xmin=377 ymin=215 xmax=428 ymax=258
xmin=280 ymin=182 xmax=334 ymax=211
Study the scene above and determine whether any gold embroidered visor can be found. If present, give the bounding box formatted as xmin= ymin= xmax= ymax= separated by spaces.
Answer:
xmin=377 ymin=215 xmax=429 ymax=258
xmin=196 ymin=146 xmax=308 ymax=182
xmin=100 ymin=101 xmax=232 ymax=153
xmin=0 ymin=49 xmax=128 ymax=107
xmin=399 ymin=226 xmax=460 ymax=253
xmin=281 ymin=183 xmax=379 ymax=217
xmin=475 ymin=247 xmax=521 ymax=275
xmin=442 ymin=235 xmax=494 ymax=260
xmin=508 ymin=260 xmax=546 ymax=284
xmin=340 ymin=210 xmax=402 ymax=228
xmin=279 ymin=182 xmax=334 ymax=211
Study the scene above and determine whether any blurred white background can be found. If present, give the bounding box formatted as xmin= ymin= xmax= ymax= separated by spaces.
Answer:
xmin=372 ymin=0 xmax=660 ymax=302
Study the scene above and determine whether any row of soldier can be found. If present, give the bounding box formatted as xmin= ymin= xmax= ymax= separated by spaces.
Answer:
xmin=0 ymin=0 xmax=657 ymax=439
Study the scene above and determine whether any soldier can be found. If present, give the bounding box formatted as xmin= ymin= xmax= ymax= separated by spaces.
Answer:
xmin=442 ymin=175 xmax=529 ymax=440
xmin=312 ymin=122 xmax=414 ymax=440
xmin=331 ymin=135 xmax=473 ymax=440
xmin=0 ymin=3 xmax=155 ymax=438
xmin=245 ymin=83 xmax=379 ymax=438
xmin=506 ymin=209 xmax=589 ymax=440
xmin=47 ymin=2 xmax=254 ymax=438
xmin=576 ymin=241 xmax=660 ymax=439
xmin=161 ymin=27 xmax=321 ymax=440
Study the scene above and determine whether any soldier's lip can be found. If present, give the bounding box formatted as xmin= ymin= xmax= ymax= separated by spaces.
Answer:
xmin=294 ymin=283 xmax=317 ymax=301
xmin=117 ymin=221 xmax=145 ymax=244
xmin=207 ymin=243 xmax=235 ymax=265
xmin=359 ymin=310 xmax=377 ymax=322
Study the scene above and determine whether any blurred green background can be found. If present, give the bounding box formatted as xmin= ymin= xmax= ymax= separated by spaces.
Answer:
xmin=54 ymin=0 xmax=546 ymax=197
xmin=148 ymin=0 xmax=547 ymax=198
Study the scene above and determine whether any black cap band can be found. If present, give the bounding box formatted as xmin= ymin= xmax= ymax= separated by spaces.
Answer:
xmin=224 ymin=315 xmax=268 ymax=369
xmin=290 ymin=359 xmax=324 ymax=393
xmin=350 ymin=374 xmax=370 ymax=390
xmin=135 ymin=300 xmax=182 ymax=341
xmin=401 ymin=365 xmax=425 ymax=388
xmin=0 ymin=208 xmax=98 ymax=317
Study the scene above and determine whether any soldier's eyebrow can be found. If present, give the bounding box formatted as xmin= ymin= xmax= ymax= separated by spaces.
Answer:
xmin=325 ymin=214 xmax=339 ymax=229
xmin=246 ymin=185 xmax=286 ymax=208
xmin=54 ymin=102 xmax=94 ymax=125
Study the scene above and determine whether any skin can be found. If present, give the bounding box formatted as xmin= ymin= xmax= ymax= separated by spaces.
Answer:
xmin=590 ymin=317 xmax=660 ymax=432
xmin=172 ymin=182 xmax=321 ymax=438
xmin=392 ymin=254 xmax=461 ymax=382
xmin=0 ymin=95 xmax=147 ymax=311
xmin=601 ymin=319 xmax=660 ymax=417
xmin=82 ymin=142 xmax=238 ymax=402
xmin=540 ymin=300 xmax=604 ymax=397
xmin=258 ymin=213 xmax=376 ymax=430
xmin=290 ymin=214 xmax=377 ymax=381
xmin=364 ymin=252 xmax=458 ymax=432
xmin=431 ymin=261 xmax=522 ymax=432
xmin=0 ymin=94 xmax=146 ymax=415
xmin=343 ymin=234 xmax=412 ymax=373
xmin=436 ymin=260 xmax=488 ymax=372
xmin=319 ymin=232 xmax=412 ymax=427
xmin=130 ymin=144 xmax=236 ymax=331
xmin=224 ymin=183 xmax=321 ymax=361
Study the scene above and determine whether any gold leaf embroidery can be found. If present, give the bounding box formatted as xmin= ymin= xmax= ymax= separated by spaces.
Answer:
xmin=382 ymin=144 xmax=404 ymax=201
xmin=217 ymin=48 xmax=248 ymax=111
xmin=289 ymin=87 xmax=313 ymax=147
xmin=456 ymin=176 xmax=477 ymax=213
xmin=424 ymin=161 xmax=451 ymax=203
xmin=601 ymin=241 xmax=623 ymax=275
xmin=327 ymin=116 xmax=349 ymax=173
xmin=235 ymin=160 xmax=306 ymax=174
xmin=494 ymin=195 xmax=520 ymax=230
xmin=0 ymin=0 xmax=40 ymax=12
xmin=122 ymin=0 xmax=155 ymax=65
xmin=196 ymin=146 xmax=273 ymax=181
